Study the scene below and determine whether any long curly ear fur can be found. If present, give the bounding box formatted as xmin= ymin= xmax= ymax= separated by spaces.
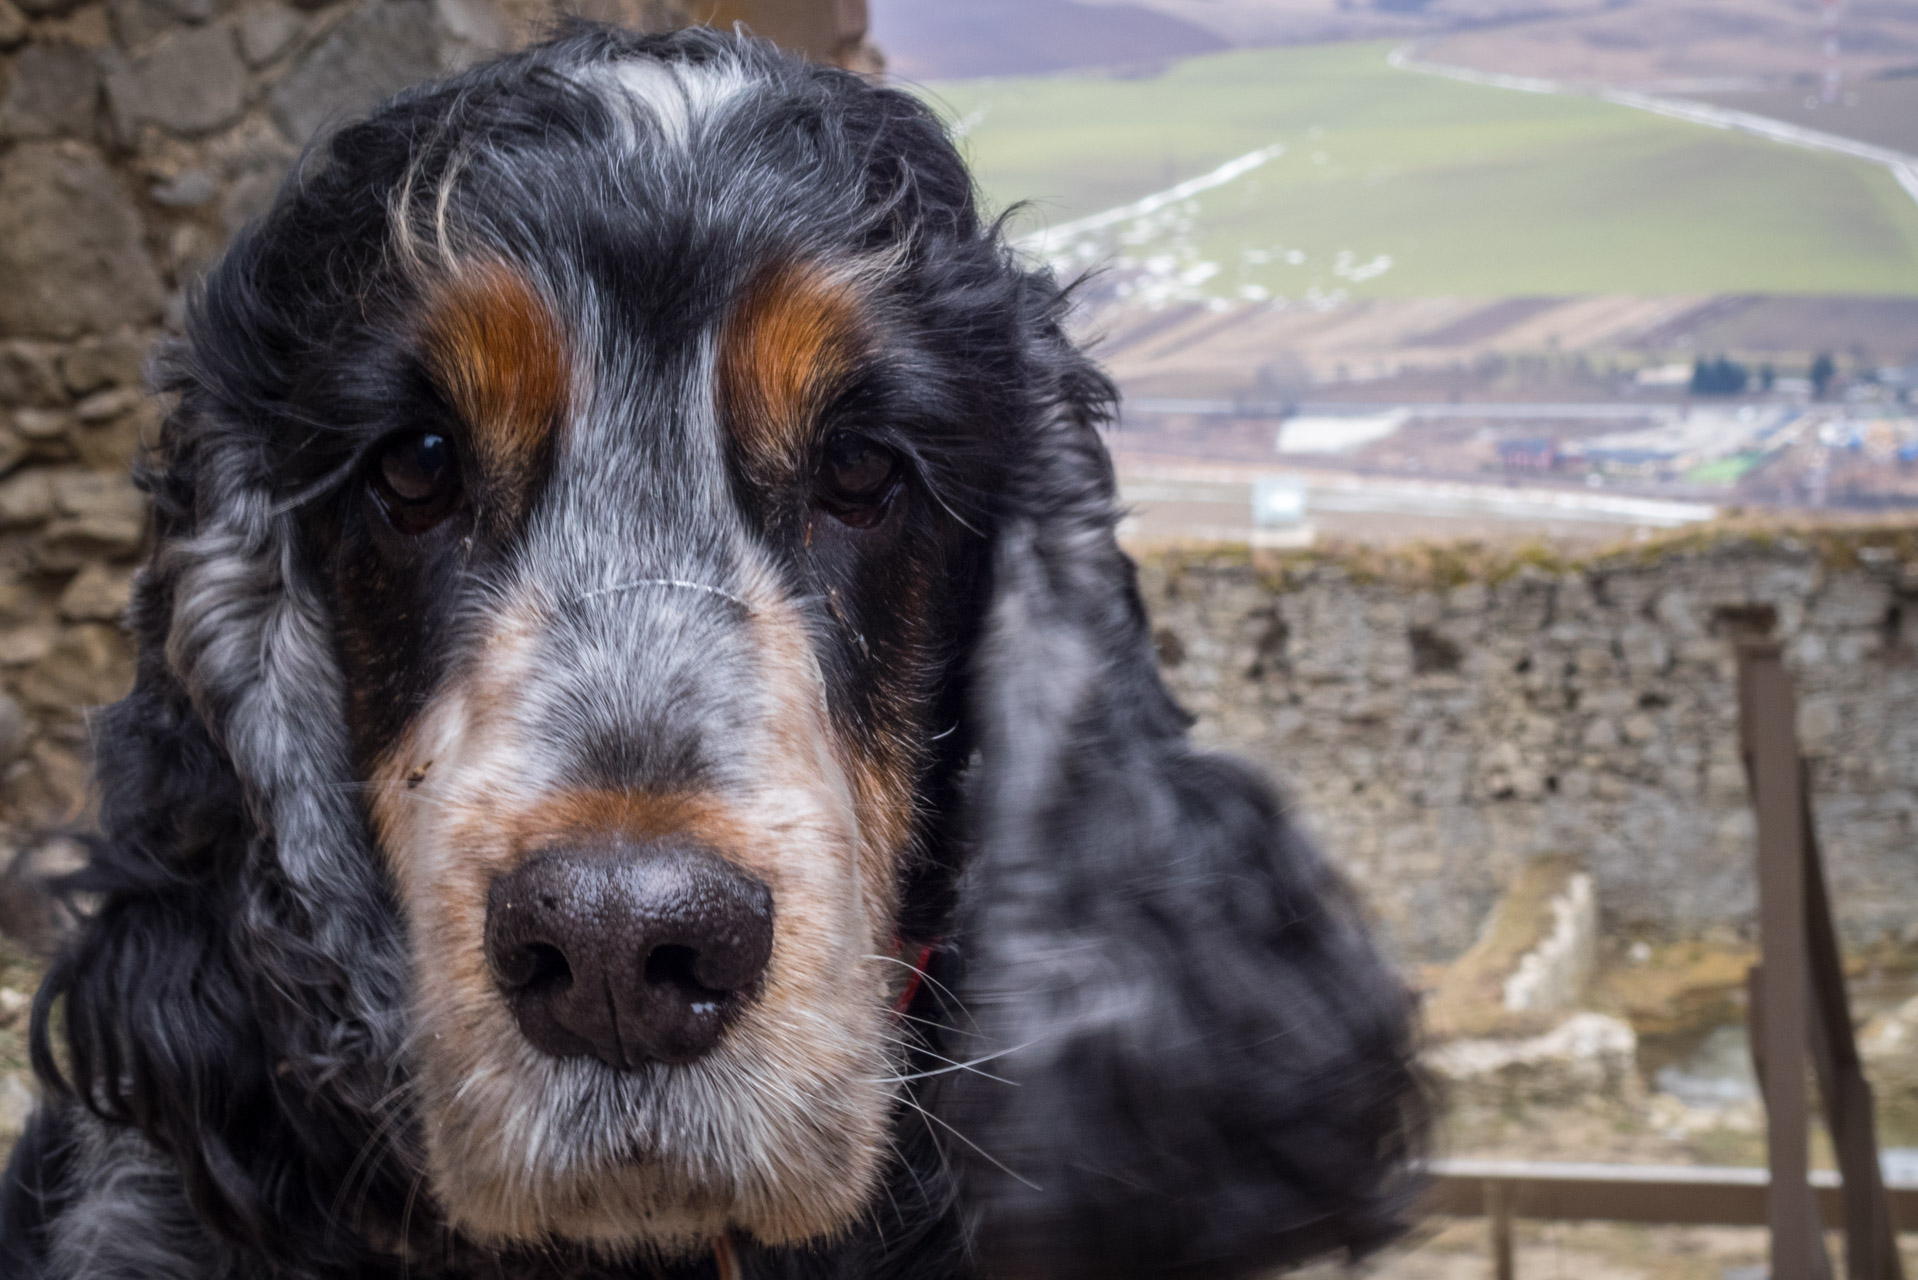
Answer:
xmin=24 ymin=214 xmax=414 ymax=1268
xmin=943 ymin=305 xmax=1427 ymax=1279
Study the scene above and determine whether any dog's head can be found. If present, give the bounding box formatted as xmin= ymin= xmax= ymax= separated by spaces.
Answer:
xmin=34 ymin=25 xmax=1422 ymax=1278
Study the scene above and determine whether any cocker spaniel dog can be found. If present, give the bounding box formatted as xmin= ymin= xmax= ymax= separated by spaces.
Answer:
xmin=0 ymin=24 xmax=1423 ymax=1280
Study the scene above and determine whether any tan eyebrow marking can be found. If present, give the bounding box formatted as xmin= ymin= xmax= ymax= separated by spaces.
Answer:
xmin=717 ymin=260 xmax=871 ymax=473
xmin=419 ymin=261 xmax=570 ymax=520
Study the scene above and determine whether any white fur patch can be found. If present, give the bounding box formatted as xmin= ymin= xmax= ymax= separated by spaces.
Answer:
xmin=582 ymin=56 xmax=753 ymax=150
xmin=50 ymin=1116 xmax=219 ymax=1280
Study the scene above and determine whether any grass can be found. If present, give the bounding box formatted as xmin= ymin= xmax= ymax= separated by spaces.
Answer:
xmin=1683 ymin=453 xmax=1767 ymax=485
xmin=916 ymin=42 xmax=1918 ymax=299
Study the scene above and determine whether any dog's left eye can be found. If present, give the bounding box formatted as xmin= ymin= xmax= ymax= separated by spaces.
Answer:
xmin=817 ymin=431 xmax=899 ymax=527
xmin=371 ymin=431 xmax=463 ymax=533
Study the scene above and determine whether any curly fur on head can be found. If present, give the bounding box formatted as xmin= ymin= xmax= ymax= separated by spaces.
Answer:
xmin=0 ymin=22 xmax=1425 ymax=1280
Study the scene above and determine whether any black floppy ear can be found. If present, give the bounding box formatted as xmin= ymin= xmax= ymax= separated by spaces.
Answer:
xmin=943 ymin=316 xmax=1426 ymax=1279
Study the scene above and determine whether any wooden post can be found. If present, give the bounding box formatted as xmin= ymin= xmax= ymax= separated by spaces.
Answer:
xmin=1800 ymin=767 xmax=1905 ymax=1280
xmin=1484 ymin=1178 xmax=1514 ymax=1280
xmin=1739 ymin=640 xmax=1819 ymax=1280
xmin=1736 ymin=636 xmax=1903 ymax=1279
xmin=1748 ymin=965 xmax=1835 ymax=1280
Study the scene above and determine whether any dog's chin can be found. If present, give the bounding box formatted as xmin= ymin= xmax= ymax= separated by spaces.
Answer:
xmin=417 ymin=1019 xmax=895 ymax=1255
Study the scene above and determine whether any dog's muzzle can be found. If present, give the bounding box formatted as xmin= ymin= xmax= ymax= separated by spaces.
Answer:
xmin=484 ymin=843 xmax=775 ymax=1067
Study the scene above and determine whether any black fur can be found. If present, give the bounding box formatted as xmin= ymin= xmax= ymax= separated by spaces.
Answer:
xmin=1 ymin=24 xmax=1424 ymax=1279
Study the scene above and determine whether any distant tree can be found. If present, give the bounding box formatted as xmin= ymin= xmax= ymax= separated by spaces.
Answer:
xmin=1811 ymin=352 xmax=1836 ymax=398
xmin=1690 ymin=356 xmax=1749 ymax=395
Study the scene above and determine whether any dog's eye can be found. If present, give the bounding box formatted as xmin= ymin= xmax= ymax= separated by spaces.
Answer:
xmin=372 ymin=431 xmax=463 ymax=532
xmin=818 ymin=432 xmax=899 ymax=527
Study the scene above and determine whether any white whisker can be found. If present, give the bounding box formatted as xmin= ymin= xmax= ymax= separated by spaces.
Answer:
xmin=894 ymin=1095 xmax=1041 ymax=1192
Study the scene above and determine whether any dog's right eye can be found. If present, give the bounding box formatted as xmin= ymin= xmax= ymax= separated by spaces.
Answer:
xmin=371 ymin=431 xmax=463 ymax=533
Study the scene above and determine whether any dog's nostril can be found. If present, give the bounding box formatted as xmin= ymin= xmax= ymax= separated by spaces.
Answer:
xmin=484 ymin=843 xmax=775 ymax=1070
xmin=491 ymin=939 xmax=573 ymax=992
xmin=644 ymin=944 xmax=730 ymax=1014
xmin=644 ymin=943 xmax=699 ymax=989
xmin=523 ymin=943 xmax=572 ymax=992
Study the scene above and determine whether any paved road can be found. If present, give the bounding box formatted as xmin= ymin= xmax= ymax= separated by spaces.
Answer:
xmin=1015 ymin=143 xmax=1288 ymax=255
xmin=1388 ymin=46 xmax=1918 ymax=209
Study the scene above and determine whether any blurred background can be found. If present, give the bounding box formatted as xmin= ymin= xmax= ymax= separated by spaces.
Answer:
xmin=1 ymin=1 xmax=1917 ymax=1276
xmin=879 ymin=7 xmax=1918 ymax=1277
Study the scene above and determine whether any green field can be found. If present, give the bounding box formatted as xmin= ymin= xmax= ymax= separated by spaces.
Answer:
xmin=919 ymin=43 xmax=1918 ymax=299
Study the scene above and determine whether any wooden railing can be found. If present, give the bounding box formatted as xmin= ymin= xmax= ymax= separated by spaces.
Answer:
xmin=1422 ymin=627 xmax=1908 ymax=1280
xmin=1426 ymin=1160 xmax=1917 ymax=1280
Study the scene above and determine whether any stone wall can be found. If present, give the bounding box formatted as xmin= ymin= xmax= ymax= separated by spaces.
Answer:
xmin=0 ymin=0 xmax=880 ymax=834
xmin=1140 ymin=532 xmax=1918 ymax=964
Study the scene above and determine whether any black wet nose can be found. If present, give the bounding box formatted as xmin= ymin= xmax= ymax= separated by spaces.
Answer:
xmin=484 ymin=844 xmax=774 ymax=1068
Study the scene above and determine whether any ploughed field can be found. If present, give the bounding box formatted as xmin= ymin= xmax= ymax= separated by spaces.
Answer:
xmin=917 ymin=42 xmax=1918 ymax=301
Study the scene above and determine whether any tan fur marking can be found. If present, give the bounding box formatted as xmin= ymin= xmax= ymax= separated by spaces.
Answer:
xmin=495 ymin=789 xmax=754 ymax=866
xmin=717 ymin=261 xmax=869 ymax=472
xmin=420 ymin=263 xmax=569 ymax=509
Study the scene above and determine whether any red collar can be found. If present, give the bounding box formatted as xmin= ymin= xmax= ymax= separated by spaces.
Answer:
xmin=892 ymin=940 xmax=938 ymax=1016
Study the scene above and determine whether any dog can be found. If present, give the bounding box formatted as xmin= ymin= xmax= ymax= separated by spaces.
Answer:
xmin=0 ymin=24 xmax=1424 ymax=1279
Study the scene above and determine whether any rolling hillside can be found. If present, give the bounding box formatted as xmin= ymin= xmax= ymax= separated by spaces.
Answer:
xmin=922 ymin=42 xmax=1918 ymax=300
xmin=868 ymin=0 xmax=1226 ymax=80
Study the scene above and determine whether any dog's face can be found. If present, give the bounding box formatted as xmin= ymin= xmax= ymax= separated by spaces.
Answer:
xmin=209 ymin=42 xmax=994 ymax=1254
xmin=47 ymin=27 xmax=1422 ymax=1280
xmin=350 ymin=272 xmax=942 ymax=1248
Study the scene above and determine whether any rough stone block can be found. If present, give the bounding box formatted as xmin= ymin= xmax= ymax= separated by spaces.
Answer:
xmin=218 ymin=167 xmax=279 ymax=232
xmin=238 ymin=0 xmax=303 ymax=64
xmin=1619 ymin=712 xmax=1657 ymax=743
xmin=1581 ymin=718 xmax=1620 ymax=750
xmin=148 ymin=167 xmax=218 ymax=207
xmin=0 ymin=142 xmax=165 ymax=340
xmin=40 ymin=469 xmax=146 ymax=561
xmin=1797 ymin=696 xmax=1842 ymax=756
xmin=11 ymin=407 xmax=70 ymax=442
xmin=0 ymin=42 xmax=100 ymax=140
xmin=16 ymin=621 xmax=135 ymax=710
xmin=104 ymin=23 xmax=246 ymax=138
xmin=1811 ymin=577 xmax=1889 ymax=630
xmin=1427 ymin=1013 xmax=1640 ymax=1109
xmin=269 ymin=0 xmax=500 ymax=141
xmin=0 ymin=471 xmax=52 ymax=528
xmin=0 ymin=624 xmax=55 ymax=667
xmin=72 ymin=400 xmax=155 ymax=470
xmin=1861 ymin=994 xmax=1918 ymax=1101
xmin=57 ymin=562 xmax=132 ymax=621
xmin=74 ymin=386 xmax=141 ymax=423
xmin=168 ymin=223 xmax=218 ymax=280
xmin=107 ymin=0 xmax=186 ymax=47
xmin=0 ymin=691 xmax=27 ymax=764
xmin=0 ymin=342 xmax=65 ymax=406
xmin=0 ymin=0 xmax=28 ymax=48
xmin=0 ymin=572 xmax=43 ymax=624
xmin=432 ymin=0 xmax=504 ymax=54
xmin=18 ymin=738 xmax=89 ymax=820
xmin=1618 ymin=621 xmax=1669 ymax=677
xmin=59 ymin=333 xmax=149 ymax=395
